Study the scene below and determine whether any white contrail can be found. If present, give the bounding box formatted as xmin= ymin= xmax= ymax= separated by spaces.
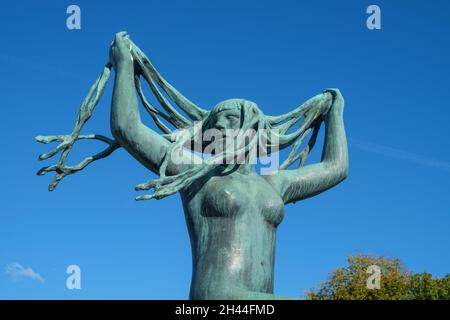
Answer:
xmin=349 ymin=138 xmax=450 ymax=173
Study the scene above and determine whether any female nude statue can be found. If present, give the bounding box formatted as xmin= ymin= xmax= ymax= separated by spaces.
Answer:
xmin=37 ymin=32 xmax=348 ymax=299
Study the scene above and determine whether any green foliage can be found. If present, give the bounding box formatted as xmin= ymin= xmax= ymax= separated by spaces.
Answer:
xmin=306 ymin=255 xmax=450 ymax=300
xmin=406 ymin=273 xmax=450 ymax=300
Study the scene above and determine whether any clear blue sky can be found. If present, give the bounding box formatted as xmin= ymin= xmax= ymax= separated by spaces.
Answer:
xmin=1 ymin=0 xmax=449 ymax=299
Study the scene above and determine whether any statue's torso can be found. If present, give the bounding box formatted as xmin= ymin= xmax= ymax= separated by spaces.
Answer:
xmin=180 ymin=168 xmax=285 ymax=299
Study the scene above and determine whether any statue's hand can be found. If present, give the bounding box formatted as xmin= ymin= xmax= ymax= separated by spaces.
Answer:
xmin=109 ymin=31 xmax=132 ymax=69
xmin=324 ymin=88 xmax=344 ymax=113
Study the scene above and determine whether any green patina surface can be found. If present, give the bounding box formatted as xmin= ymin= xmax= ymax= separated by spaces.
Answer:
xmin=36 ymin=32 xmax=348 ymax=300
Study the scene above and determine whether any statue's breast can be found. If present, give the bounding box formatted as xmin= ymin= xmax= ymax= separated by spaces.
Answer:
xmin=198 ymin=172 xmax=285 ymax=226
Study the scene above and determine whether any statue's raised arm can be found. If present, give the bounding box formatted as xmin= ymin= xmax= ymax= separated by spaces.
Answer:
xmin=36 ymin=32 xmax=207 ymax=196
xmin=265 ymin=89 xmax=348 ymax=204
xmin=110 ymin=32 xmax=183 ymax=176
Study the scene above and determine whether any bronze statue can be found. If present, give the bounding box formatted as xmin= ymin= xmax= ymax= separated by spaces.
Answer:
xmin=36 ymin=32 xmax=348 ymax=299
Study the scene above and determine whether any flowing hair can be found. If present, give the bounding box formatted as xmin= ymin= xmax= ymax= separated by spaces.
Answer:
xmin=36 ymin=38 xmax=332 ymax=200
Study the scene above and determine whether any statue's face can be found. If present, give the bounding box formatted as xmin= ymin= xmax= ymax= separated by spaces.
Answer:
xmin=204 ymin=106 xmax=242 ymax=154
xmin=211 ymin=107 xmax=241 ymax=132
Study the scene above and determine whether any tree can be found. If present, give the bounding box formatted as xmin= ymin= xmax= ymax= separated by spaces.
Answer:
xmin=306 ymin=255 xmax=449 ymax=300
xmin=407 ymin=273 xmax=450 ymax=300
